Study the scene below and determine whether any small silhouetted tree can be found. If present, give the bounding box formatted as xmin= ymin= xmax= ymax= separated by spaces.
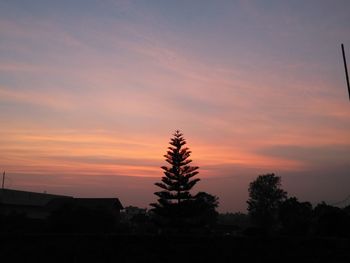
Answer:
xmin=313 ymin=202 xmax=350 ymax=237
xmin=191 ymin=192 xmax=219 ymax=228
xmin=247 ymin=173 xmax=287 ymax=231
xmin=279 ymin=197 xmax=312 ymax=235
xmin=150 ymin=130 xmax=200 ymax=227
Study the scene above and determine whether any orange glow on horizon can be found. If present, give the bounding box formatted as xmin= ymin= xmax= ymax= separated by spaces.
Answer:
xmin=1 ymin=128 xmax=313 ymax=180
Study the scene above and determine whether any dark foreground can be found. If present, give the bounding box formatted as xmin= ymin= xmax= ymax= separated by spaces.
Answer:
xmin=1 ymin=234 xmax=350 ymax=263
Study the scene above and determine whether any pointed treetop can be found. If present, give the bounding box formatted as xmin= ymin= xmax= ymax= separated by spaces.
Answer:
xmin=170 ymin=130 xmax=186 ymax=148
xmin=173 ymin=130 xmax=183 ymax=138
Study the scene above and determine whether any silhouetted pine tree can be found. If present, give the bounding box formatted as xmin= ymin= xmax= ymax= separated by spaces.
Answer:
xmin=150 ymin=130 xmax=200 ymax=225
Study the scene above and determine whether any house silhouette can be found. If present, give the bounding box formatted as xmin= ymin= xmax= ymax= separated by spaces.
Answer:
xmin=0 ymin=188 xmax=123 ymax=219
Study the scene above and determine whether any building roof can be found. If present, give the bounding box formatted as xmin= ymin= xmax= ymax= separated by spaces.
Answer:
xmin=0 ymin=188 xmax=123 ymax=211
xmin=0 ymin=188 xmax=72 ymax=207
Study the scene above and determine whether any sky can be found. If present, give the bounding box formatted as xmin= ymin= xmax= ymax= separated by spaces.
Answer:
xmin=0 ymin=0 xmax=350 ymax=212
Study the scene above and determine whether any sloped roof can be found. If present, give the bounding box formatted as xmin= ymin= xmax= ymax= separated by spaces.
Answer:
xmin=0 ymin=188 xmax=72 ymax=207
xmin=0 ymin=189 xmax=123 ymax=210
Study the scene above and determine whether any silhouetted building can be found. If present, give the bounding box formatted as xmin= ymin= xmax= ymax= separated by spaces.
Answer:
xmin=0 ymin=188 xmax=123 ymax=220
xmin=0 ymin=188 xmax=72 ymax=219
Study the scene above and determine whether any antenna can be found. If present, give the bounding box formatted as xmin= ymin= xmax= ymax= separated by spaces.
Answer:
xmin=341 ymin=44 xmax=350 ymax=101
xmin=2 ymin=171 xmax=5 ymax=189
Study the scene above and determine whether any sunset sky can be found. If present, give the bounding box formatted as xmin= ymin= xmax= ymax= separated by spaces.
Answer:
xmin=1 ymin=0 xmax=350 ymax=212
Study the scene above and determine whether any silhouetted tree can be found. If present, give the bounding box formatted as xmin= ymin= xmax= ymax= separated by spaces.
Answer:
xmin=150 ymin=130 xmax=200 ymax=227
xmin=191 ymin=192 xmax=219 ymax=228
xmin=279 ymin=197 xmax=312 ymax=235
xmin=312 ymin=202 xmax=350 ymax=237
xmin=218 ymin=212 xmax=251 ymax=227
xmin=247 ymin=173 xmax=287 ymax=231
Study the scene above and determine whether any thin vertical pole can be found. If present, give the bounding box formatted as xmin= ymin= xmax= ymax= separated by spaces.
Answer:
xmin=341 ymin=44 xmax=350 ymax=101
xmin=2 ymin=171 xmax=5 ymax=189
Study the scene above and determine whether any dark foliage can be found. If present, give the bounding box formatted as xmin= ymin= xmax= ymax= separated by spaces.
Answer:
xmin=190 ymin=192 xmax=219 ymax=228
xmin=216 ymin=212 xmax=251 ymax=236
xmin=312 ymin=202 xmax=350 ymax=237
xmin=128 ymin=213 xmax=157 ymax=234
xmin=47 ymin=203 xmax=116 ymax=233
xmin=278 ymin=197 xmax=313 ymax=235
xmin=247 ymin=173 xmax=287 ymax=231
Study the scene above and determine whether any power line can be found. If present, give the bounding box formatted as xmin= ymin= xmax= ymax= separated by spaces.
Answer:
xmin=331 ymin=194 xmax=350 ymax=206
xmin=341 ymin=43 xmax=350 ymax=101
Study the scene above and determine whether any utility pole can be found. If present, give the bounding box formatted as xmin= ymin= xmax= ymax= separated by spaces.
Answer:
xmin=341 ymin=44 xmax=350 ymax=101
xmin=2 ymin=171 xmax=5 ymax=189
